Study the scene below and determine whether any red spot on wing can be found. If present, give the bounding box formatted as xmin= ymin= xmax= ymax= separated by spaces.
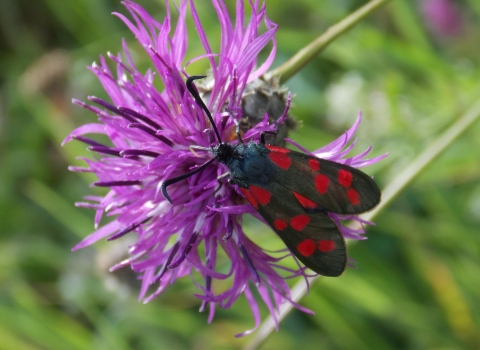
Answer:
xmin=297 ymin=239 xmax=316 ymax=257
xmin=273 ymin=219 xmax=288 ymax=231
xmin=347 ymin=188 xmax=360 ymax=205
xmin=290 ymin=214 xmax=311 ymax=231
xmin=265 ymin=145 xmax=289 ymax=154
xmin=292 ymin=191 xmax=319 ymax=209
xmin=315 ymin=174 xmax=330 ymax=195
xmin=268 ymin=152 xmax=291 ymax=170
xmin=338 ymin=169 xmax=353 ymax=188
xmin=240 ymin=188 xmax=258 ymax=209
xmin=319 ymin=240 xmax=336 ymax=252
xmin=308 ymin=158 xmax=320 ymax=171
xmin=249 ymin=185 xmax=271 ymax=205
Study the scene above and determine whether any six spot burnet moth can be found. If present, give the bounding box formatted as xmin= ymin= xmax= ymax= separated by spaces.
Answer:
xmin=162 ymin=76 xmax=381 ymax=277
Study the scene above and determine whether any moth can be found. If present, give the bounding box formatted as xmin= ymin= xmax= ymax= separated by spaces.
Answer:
xmin=162 ymin=76 xmax=381 ymax=276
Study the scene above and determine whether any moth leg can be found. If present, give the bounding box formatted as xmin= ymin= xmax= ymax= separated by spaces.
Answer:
xmin=232 ymin=115 xmax=244 ymax=145
xmin=189 ymin=145 xmax=211 ymax=157
xmin=226 ymin=108 xmax=244 ymax=145
xmin=214 ymin=172 xmax=230 ymax=195
xmin=217 ymin=172 xmax=230 ymax=181
xmin=260 ymin=131 xmax=277 ymax=144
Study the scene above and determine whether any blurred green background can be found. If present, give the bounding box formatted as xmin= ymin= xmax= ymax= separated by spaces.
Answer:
xmin=1 ymin=0 xmax=480 ymax=349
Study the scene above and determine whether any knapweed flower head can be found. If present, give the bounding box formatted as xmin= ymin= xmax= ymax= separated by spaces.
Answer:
xmin=63 ymin=0 xmax=386 ymax=335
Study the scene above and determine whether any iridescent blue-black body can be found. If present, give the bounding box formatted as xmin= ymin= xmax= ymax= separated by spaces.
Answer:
xmin=213 ymin=142 xmax=277 ymax=189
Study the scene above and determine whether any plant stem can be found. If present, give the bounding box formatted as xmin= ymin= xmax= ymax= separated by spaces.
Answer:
xmin=265 ymin=0 xmax=393 ymax=84
xmin=363 ymin=97 xmax=480 ymax=222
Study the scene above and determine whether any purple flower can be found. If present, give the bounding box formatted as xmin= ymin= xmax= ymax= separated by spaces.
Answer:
xmin=63 ymin=0 xmax=386 ymax=336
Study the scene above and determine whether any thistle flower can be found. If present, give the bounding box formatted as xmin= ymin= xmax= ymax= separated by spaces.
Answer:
xmin=64 ymin=0 xmax=386 ymax=335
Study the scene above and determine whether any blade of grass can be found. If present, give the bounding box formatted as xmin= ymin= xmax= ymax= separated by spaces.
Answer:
xmin=0 ymin=325 xmax=41 ymax=350
xmin=24 ymin=179 xmax=93 ymax=239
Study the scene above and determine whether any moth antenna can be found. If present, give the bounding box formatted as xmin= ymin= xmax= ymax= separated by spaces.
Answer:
xmin=186 ymin=76 xmax=222 ymax=144
xmin=161 ymin=158 xmax=216 ymax=203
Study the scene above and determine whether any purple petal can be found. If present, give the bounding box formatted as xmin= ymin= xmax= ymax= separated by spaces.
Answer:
xmin=72 ymin=220 xmax=119 ymax=250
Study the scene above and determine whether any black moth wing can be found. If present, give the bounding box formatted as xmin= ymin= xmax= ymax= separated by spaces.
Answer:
xmin=268 ymin=146 xmax=381 ymax=215
xmin=240 ymin=181 xmax=347 ymax=276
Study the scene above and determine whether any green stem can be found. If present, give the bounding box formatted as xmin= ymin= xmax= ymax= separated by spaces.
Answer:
xmin=265 ymin=0 xmax=392 ymax=84
xmin=363 ymin=97 xmax=480 ymax=222
xmin=243 ymin=98 xmax=480 ymax=350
